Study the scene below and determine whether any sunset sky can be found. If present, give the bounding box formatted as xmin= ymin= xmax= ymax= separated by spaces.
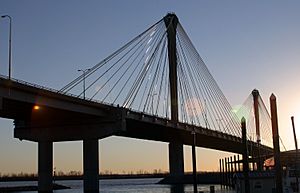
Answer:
xmin=0 ymin=1 xmax=300 ymax=174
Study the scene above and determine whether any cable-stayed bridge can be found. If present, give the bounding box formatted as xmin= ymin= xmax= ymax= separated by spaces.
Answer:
xmin=0 ymin=14 xmax=274 ymax=192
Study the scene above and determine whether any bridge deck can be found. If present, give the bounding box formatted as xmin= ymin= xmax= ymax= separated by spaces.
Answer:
xmin=0 ymin=77 xmax=272 ymax=154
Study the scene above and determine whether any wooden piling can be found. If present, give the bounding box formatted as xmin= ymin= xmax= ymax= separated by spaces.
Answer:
xmin=270 ymin=94 xmax=283 ymax=193
xmin=242 ymin=117 xmax=250 ymax=193
xmin=219 ymin=159 xmax=223 ymax=188
xmin=234 ymin=155 xmax=237 ymax=173
xmin=191 ymin=131 xmax=197 ymax=193
xmin=222 ymin=158 xmax=225 ymax=189
xmin=225 ymin=157 xmax=228 ymax=188
xmin=230 ymin=156 xmax=233 ymax=187
xmin=291 ymin=116 xmax=299 ymax=192
xmin=237 ymin=154 xmax=241 ymax=172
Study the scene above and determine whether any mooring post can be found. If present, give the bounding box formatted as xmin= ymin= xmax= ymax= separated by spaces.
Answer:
xmin=225 ymin=157 xmax=228 ymax=188
xmin=234 ymin=155 xmax=237 ymax=173
xmin=222 ymin=158 xmax=225 ymax=188
xmin=192 ymin=130 xmax=197 ymax=193
xmin=291 ymin=116 xmax=299 ymax=192
xmin=228 ymin=157 xmax=232 ymax=188
xmin=242 ymin=117 xmax=250 ymax=193
xmin=38 ymin=141 xmax=53 ymax=193
xmin=237 ymin=154 xmax=241 ymax=172
xmin=270 ymin=94 xmax=283 ymax=193
xmin=219 ymin=159 xmax=223 ymax=188
xmin=250 ymin=145 xmax=254 ymax=171
xmin=83 ymin=139 xmax=99 ymax=193
xmin=227 ymin=157 xmax=230 ymax=188
xmin=230 ymin=156 xmax=233 ymax=188
xmin=222 ymin=159 xmax=225 ymax=189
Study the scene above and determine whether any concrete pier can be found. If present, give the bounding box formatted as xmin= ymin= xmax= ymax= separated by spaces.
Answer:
xmin=83 ymin=139 xmax=99 ymax=193
xmin=169 ymin=142 xmax=184 ymax=180
xmin=38 ymin=141 xmax=53 ymax=193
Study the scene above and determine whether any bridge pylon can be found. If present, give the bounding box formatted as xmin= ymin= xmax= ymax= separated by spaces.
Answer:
xmin=252 ymin=89 xmax=262 ymax=170
xmin=164 ymin=13 xmax=185 ymax=180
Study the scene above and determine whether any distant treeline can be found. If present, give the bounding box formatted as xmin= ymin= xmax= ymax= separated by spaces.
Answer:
xmin=0 ymin=168 xmax=166 ymax=178
xmin=0 ymin=173 xmax=168 ymax=182
xmin=0 ymin=171 xmax=220 ymax=182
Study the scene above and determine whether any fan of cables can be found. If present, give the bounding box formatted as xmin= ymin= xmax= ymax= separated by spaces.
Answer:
xmin=235 ymin=92 xmax=285 ymax=148
xmin=59 ymin=15 xmax=242 ymax=137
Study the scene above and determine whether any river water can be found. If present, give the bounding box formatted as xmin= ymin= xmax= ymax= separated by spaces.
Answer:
xmin=0 ymin=178 xmax=235 ymax=193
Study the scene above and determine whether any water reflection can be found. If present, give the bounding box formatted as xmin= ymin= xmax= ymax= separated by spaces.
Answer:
xmin=0 ymin=179 xmax=236 ymax=193
xmin=171 ymin=184 xmax=184 ymax=193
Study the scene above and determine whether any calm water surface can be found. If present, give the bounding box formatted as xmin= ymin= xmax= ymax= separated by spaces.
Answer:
xmin=0 ymin=178 xmax=235 ymax=193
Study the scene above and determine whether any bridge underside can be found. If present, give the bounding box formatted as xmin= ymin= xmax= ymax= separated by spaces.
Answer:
xmin=11 ymin=105 xmax=272 ymax=155
xmin=0 ymin=91 xmax=271 ymax=155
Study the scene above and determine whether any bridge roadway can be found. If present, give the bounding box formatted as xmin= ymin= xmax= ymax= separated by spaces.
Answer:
xmin=0 ymin=77 xmax=272 ymax=153
xmin=0 ymin=77 xmax=273 ymax=192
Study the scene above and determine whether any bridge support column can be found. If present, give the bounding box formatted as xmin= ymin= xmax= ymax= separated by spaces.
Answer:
xmin=38 ymin=141 xmax=53 ymax=193
xmin=83 ymin=139 xmax=99 ymax=193
xmin=169 ymin=142 xmax=184 ymax=181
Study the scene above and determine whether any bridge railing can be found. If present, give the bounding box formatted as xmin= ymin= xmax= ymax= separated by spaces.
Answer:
xmin=0 ymin=75 xmax=132 ymax=110
xmin=0 ymin=75 xmax=212 ymax=125
xmin=0 ymin=75 xmax=60 ymax=93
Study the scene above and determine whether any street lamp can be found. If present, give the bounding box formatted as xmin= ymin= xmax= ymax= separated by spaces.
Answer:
xmin=1 ymin=15 xmax=12 ymax=79
xmin=78 ymin=68 xmax=90 ymax=99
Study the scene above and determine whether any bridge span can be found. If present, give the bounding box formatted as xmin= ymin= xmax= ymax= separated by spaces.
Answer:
xmin=0 ymin=76 xmax=272 ymax=192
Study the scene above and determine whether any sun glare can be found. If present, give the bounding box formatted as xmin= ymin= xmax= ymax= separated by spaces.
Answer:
xmin=184 ymin=97 xmax=204 ymax=117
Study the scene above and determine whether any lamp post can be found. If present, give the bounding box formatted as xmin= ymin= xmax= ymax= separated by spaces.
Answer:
xmin=1 ymin=15 xmax=12 ymax=79
xmin=78 ymin=68 xmax=90 ymax=99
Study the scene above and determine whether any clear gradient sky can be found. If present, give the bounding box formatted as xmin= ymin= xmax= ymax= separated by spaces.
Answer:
xmin=0 ymin=0 xmax=300 ymax=174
